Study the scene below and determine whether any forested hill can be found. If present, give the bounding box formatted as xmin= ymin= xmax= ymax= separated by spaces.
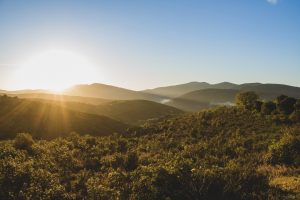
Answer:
xmin=0 ymin=95 xmax=128 ymax=139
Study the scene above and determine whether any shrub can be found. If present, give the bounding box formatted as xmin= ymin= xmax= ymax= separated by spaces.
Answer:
xmin=277 ymin=97 xmax=297 ymax=115
xmin=261 ymin=101 xmax=276 ymax=115
xmin=13 ymin=133 xmax=34 ymax=151
xmin=235 ymin=92 xmax=259 ymax=110
xmin=266 ymin=131 xmax=300 ymax=166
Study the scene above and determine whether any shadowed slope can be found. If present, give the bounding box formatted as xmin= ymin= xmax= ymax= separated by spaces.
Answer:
xmin=58 ymin=100 xmax=184 ymax=125
xmin=0 ymin=95 xmax=128 ymax=139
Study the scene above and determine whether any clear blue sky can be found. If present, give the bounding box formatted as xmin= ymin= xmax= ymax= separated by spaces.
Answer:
xmin=0 ymin=0 xmax=299 ymax=90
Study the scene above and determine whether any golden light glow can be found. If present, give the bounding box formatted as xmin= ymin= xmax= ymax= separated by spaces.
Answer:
xmin=13 ymin=49 xmax=99 ymax=91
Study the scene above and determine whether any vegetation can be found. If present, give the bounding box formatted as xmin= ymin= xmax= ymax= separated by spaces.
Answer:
xmin=235 ymin=91 xmax=259 ymax=110
xmin=0 ymin=92 xmax=300 ymax=199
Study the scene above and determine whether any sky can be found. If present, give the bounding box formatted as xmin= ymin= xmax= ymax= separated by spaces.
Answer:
xmin=0 ymin=0 xmax=299 ymax=90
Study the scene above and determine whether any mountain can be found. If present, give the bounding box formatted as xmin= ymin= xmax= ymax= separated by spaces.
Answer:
xmin=36 ymin=99 xmax=184 ymax=125
xmin=0 ymin=95 xmax=128 ymax=139
xmin=213 ymin=82 xmax=238 ymax=89
xmin=143 ymin=81 xmax=239 ymax=98
xmin=143 ymin=82 xmax=300 ymax=100
xmin=64 ymin=83 xmax=164 ymax=102
xmin=143 ymin=82 xmax=212 ymax=98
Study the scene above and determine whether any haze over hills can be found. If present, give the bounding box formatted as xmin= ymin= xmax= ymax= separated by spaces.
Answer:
xmin=0 ymin=95 xmax=128 ymax=139
xmin=166 ymin=89 xmax=238 ymax=111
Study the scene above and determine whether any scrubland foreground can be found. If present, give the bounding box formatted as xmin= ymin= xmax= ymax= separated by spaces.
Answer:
xmin=0 ymin=92 xmax=300 ymax=200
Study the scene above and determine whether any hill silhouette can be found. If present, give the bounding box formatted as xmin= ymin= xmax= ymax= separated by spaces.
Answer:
xmin=143 ymin=82 xmax=212 ymax=98
xmin=0 ymin=95 xmax=128 ymax=139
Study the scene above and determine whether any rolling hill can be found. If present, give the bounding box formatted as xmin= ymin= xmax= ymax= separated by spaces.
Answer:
xmin=143 ymin=82 xmax=212 ymax=98
xmin=95 ymin=100 xmax=183 ymax=124
xmin=165 ymin=83 xmax=300 ymax=111
xmin=0 ymin=95 xmax=128 ymax=139
xmin=64 ymin=83 xmax=164 ymax=102
xmin=143 ymin=81 xmax=238 ymax=98
xmin=166 ymin=89 xmax=237 ymax=111
xmin=143 ymin=82 xmax=300 ymax=100
xmin=236 ymin=83 xmax=300 ymax=99
xmin=2 ymin=82 xmax=300 ymax=113
xmin=36 ymin=99 xmax=184 ymax=125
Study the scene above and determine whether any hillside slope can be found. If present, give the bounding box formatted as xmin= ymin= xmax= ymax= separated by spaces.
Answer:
xmin=48 ymin=100 xmax=184 ymax=125
xmin=0 ymin=95 xmax=128 ymax=139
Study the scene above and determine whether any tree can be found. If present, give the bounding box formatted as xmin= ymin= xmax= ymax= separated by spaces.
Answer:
xmin=254 ymin=100 xmax=263 ymax=112
xmin=266 ymin=131 xmax=300 ymax=166
xmin=261 ymin=101 xmax=276 ymax=115
xmin=294 ymin=100 xmax=300 ymax=111
xmin=289 ymin=110 xmax=300 ymax=123
xmin=275 ymin=95 xmax=288 ymax=105
xmin=125 ymin=152 xmax=139 ymax=171
xmin=13 ymin=133 xmax=34 ymax=151
xmin=235 ymin=91 xmax=259 ymax=110
xmin=277 ymin=96 xmax=297 ymax=115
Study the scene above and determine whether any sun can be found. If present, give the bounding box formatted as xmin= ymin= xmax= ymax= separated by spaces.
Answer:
xmin=13 ymin=49 xmax=98 ymax=91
